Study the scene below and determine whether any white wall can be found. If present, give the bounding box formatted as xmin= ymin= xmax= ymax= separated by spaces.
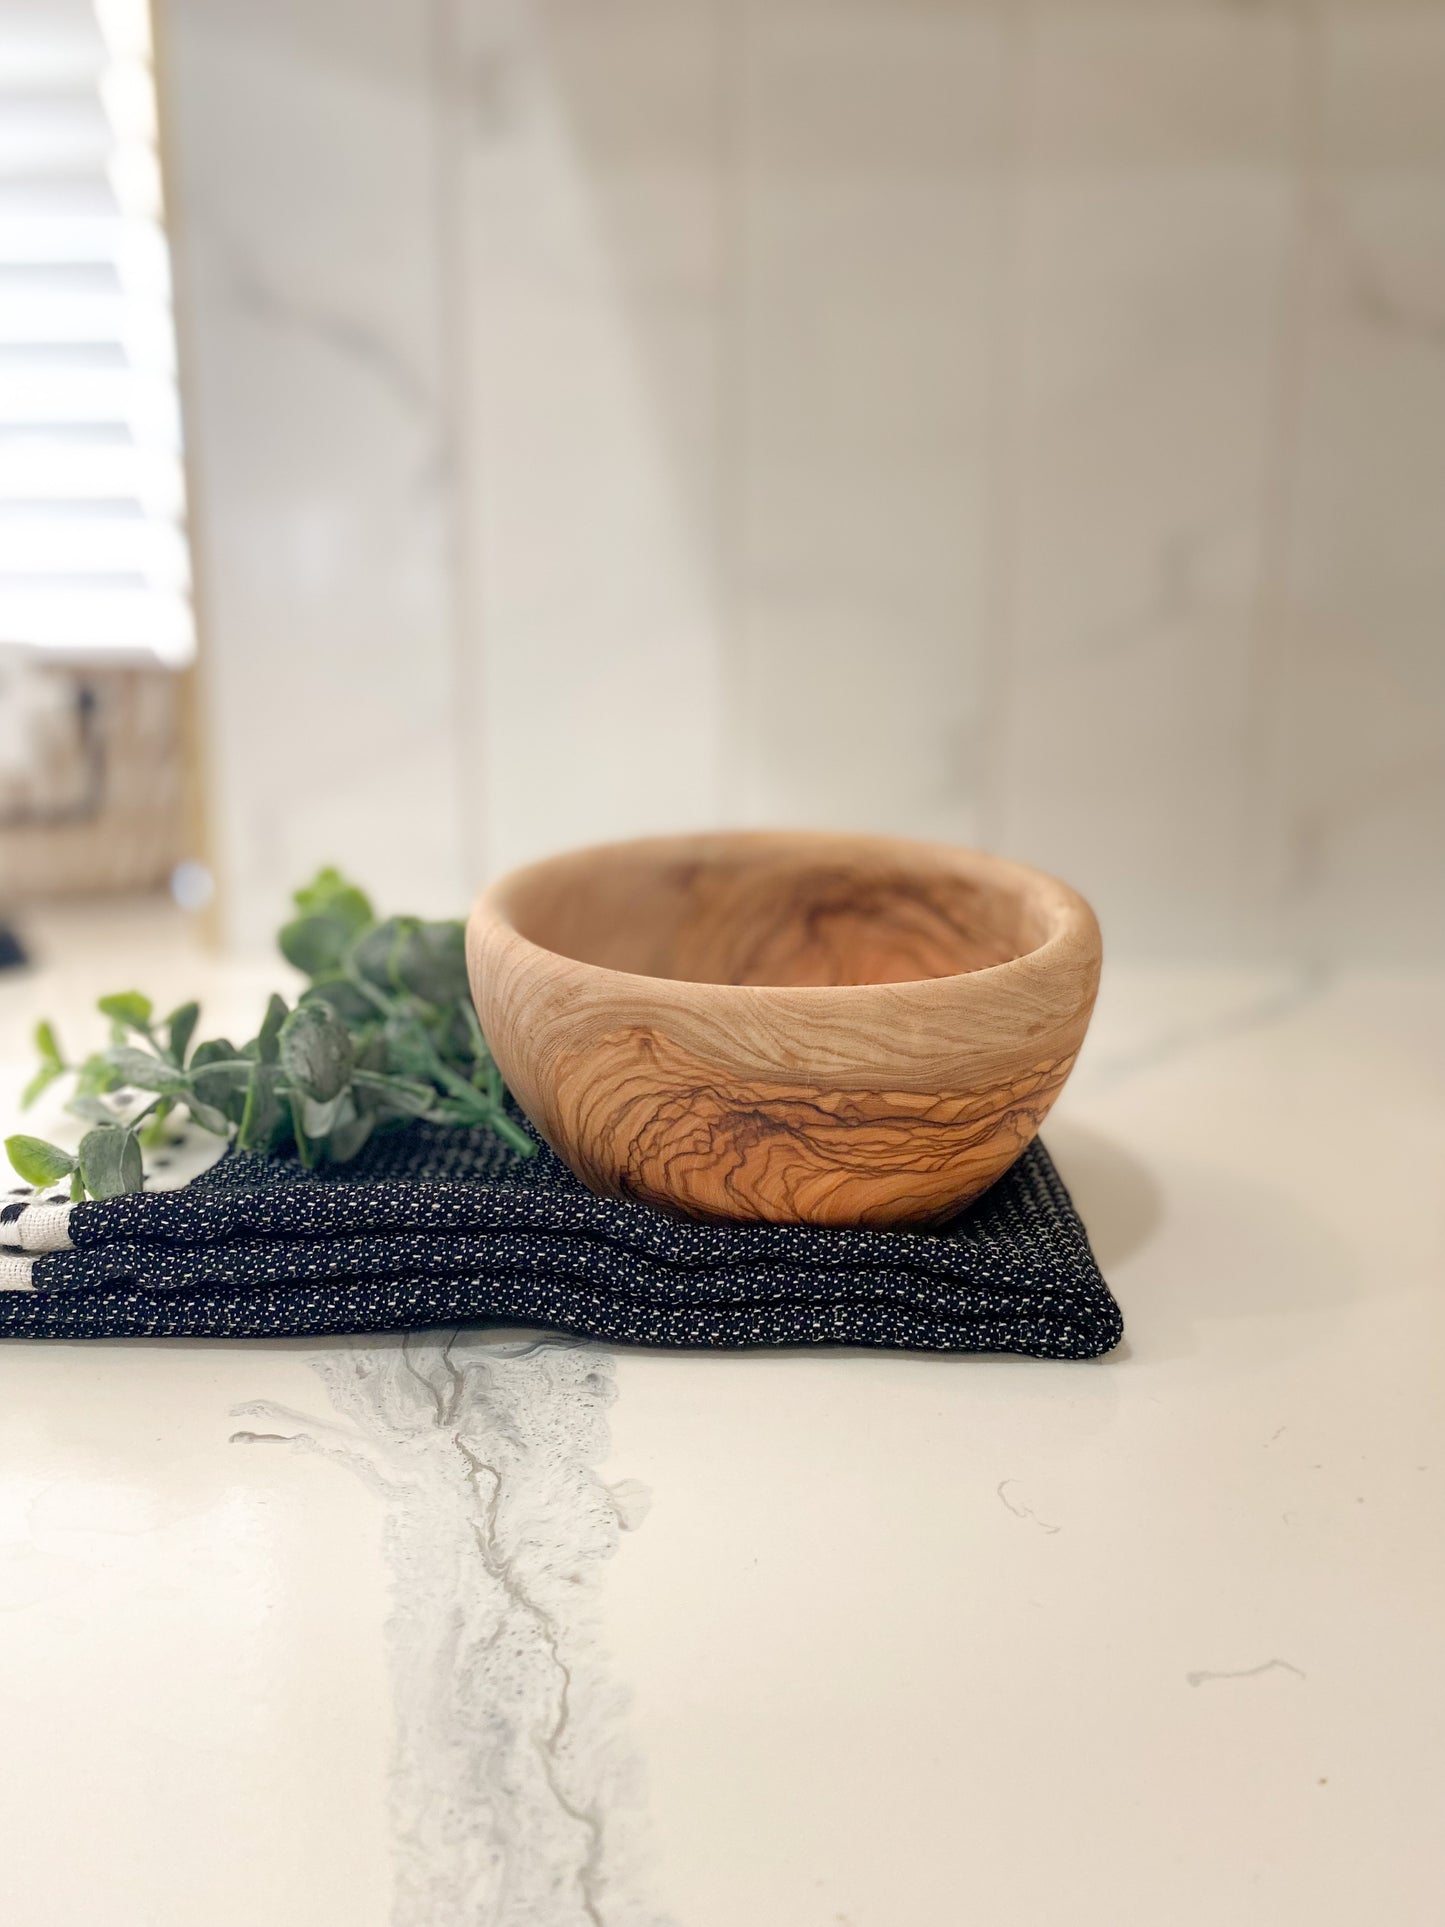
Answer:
xmin=162 ymin=0 xmax=468 ymax=942
xmin=163 ymin=0 xmax=1445 ymax=962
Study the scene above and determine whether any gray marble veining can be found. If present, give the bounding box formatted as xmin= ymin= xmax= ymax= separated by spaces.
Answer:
xmin=233 ymin=1333 xmax=671 ymax=1927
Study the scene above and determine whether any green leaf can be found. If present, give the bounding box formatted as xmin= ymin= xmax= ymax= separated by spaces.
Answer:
xmin=395 ymin=921 xmax=469 ymax=1007
xmin=237 ymin=1064 xmax=284 ymax=1153
xmin=77 ymin=1125 xmax=144 ymax=1198
xmin=190 ymin=1037 xmax=238 ymax=1067
xmin=33 ymin=1020 xmax=63 ymax=1066
xmin=165 ymin=1002 xmax=200 ymax=1067
xmin=351 ymin=1069 xmax=437 ymax=1118
xmin=289 ymin=1093 xmax=317 ymax=1170
xmin=186 ymin=1098 xmax=231 ymax=1136
xmin=352 ymin=1029 xmax=388 ymax=1073
xmin=96 ymin=991 xmax=153 ymax=1034
xmin=292 ymin=868 xmax=374 ymax=935
xmin=5 ymin=1134 xmax=77 ymax=1187
xmin=256 ymin=993 xmax=288 ymax=1065
xmin=379 ymin=1010 xmax=440 ymax=1084
xmin=298 ymin=1091 xmax=347 ymax=1138
xmin=324 ymin=1109 xmax=374 ymax=1163
xmin=8 ymin=869 xmax=526 ymax=1188
xmin=351 ymin=917 xmax=414 ymax=994
xmin=278 ymin=1002 xmax=354 ymax=1103
xmin=104 ymin=1046 xmax=190 ymax=1096
xmin=20 ymin=1060 xmax=64 ymax=1110
xmin=278 ymin=915 xmax=353 ymax=979
xmin=189 ymin=1042 xmax=251 ymax=1125
xmin=74 ymin=1053 xmax=122 ymax=1098
xmin=66 ymin=1093 xmax=121 ymax=1125
xmin=329 ymin=888 xmax=375 ymax=934
xmin=300 ymin=977 xmax=379 ymax=1025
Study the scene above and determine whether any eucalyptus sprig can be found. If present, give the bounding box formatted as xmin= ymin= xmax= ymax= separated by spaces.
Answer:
xmin=5 ymin=867 xmax=532 ymax=1202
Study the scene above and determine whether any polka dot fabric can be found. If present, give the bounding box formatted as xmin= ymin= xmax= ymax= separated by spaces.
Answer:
xmin=1 ymin=1116 xmax=1122 ymax=1357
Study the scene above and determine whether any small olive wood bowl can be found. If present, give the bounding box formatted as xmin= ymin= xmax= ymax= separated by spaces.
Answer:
xmin=466 ymin=831 xmax=1101 ymax=1228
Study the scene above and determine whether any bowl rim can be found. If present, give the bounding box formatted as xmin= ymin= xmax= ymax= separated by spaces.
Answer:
xmin=469 ymin=829 xmax=1100 ymax=1002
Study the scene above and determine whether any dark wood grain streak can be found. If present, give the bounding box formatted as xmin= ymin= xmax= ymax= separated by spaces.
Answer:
xmin=467 ymin=831 xmax=1101 ymax=1227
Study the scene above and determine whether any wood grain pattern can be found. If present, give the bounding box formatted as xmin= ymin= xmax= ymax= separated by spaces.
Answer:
xmin=467 ymin=832 xmax=1101 ymax=1227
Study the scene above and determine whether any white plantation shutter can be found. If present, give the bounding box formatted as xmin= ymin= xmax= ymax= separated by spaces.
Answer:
xmin=0 ymin=0 xmax=193 ymax=663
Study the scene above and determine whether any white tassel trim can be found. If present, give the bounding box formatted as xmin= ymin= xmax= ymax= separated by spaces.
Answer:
xmin=0 ymin=1251 xmax=36 ymax=1291
xmin=0 ymin=1201 xmax=74 ymax=1253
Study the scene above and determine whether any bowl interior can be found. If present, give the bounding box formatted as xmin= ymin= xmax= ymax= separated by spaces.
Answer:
xmin=492 ymin=836 xmax=1058 ymax=989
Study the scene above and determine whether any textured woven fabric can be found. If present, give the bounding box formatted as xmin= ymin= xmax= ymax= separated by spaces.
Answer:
xmin=0 ymin=1117 xmax=1121 ymax=1357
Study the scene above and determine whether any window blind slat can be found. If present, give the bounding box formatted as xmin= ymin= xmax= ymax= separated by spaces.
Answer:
xmin=0 ymin=0 xmax=192 ymax=664
xmin=0 ymin=441 xmax=184 ymax=512
xmin=0 ymin=291 xmax=129 ymax=342
xmin=0 ymin=586 xmax=192 ymax=655
xmin=0 ymin=368 xmax=180 ymax=435
xmin=0 ymin=514 xmax=190 ymax=582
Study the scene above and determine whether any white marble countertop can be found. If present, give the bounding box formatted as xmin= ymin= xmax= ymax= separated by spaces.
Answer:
xmin=1 ymin=902 xmax=1441 ymax=1927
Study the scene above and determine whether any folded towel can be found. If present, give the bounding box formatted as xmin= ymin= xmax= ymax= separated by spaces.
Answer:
xmin=0 ymin=1116 xmax=1122 ymax=1357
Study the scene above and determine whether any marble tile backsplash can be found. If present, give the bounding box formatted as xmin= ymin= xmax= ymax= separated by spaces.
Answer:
xmin=161 ymin=0 xmax=1445 ymax=962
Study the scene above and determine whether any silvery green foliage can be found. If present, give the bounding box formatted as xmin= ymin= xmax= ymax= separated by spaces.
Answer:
xmin=4 ymin=868 xmax=531 ymax=1201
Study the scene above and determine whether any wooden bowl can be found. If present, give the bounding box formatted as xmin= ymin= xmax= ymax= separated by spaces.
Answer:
xmin=466 ymin=831 xmax=1101 ymax=1228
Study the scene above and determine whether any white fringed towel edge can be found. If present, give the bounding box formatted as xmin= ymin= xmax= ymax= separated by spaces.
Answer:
xmin=0 ymin=1201 xmax=74 ymax=1254
xmin=0 ymin=1252 xmax=35 ymax=1290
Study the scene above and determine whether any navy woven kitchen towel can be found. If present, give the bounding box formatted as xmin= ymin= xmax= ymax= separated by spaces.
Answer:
xmin=0 ymin=1116 xmax=1121 ymax=1357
